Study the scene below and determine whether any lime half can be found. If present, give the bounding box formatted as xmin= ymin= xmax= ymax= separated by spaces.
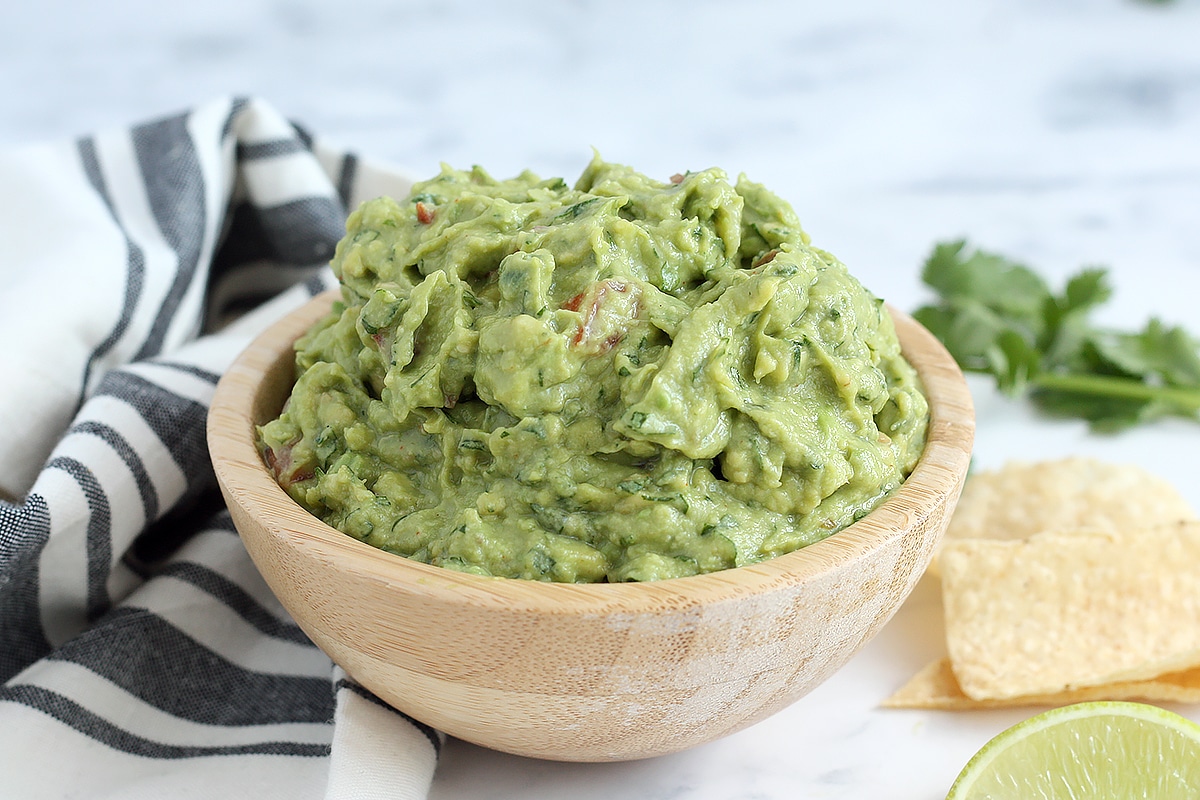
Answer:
xmin=947 ymin=701 xmax=1200 ymax=799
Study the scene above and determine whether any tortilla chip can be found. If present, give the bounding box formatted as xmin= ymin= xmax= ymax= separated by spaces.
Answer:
xmin=943 ymin=457 xmax=1195 ymax=545
xmin=883 ymin=657 xmax=1200 ymax=710
xmin=941 ymin=521 xmax=1200 ymax=701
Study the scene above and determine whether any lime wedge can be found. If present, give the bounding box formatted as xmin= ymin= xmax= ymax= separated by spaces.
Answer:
xmin=947 ymin=701 xmax=1200 ymax=799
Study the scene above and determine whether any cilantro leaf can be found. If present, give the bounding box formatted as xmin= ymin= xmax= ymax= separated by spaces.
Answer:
xmin=914 ymin=241 xmax=1048 ymax=368
xmin=914 ymin=241 xmax=1200 ymax=430
xmin=987 ymin=329 xmax=1042 ymax=395
xmin=1029 ymin=388 xmax=1150 ymax=433
xmin=1091 ymin=319 xmax=1200 ymax=388
xmin=920 ymin=240 xmax=1050 ymax=319
xmin=1039 ymin=267 xmax=1111 ymax=364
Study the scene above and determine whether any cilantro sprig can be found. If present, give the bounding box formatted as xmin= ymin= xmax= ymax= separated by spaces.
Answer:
xmin=913 ymin=240 xmax=1200 ymax=431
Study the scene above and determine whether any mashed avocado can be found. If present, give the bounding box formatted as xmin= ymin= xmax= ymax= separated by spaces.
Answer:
xmin=258 ymin=156 xmax=929 ymax=582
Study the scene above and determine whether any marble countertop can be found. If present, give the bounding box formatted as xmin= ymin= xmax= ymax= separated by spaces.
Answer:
xmin=5 ymin=0 xmax=1200 ymax=796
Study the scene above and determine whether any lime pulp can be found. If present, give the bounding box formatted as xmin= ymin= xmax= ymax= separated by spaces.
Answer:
xmin=947 ymin=701 xmax=1200 ymax=799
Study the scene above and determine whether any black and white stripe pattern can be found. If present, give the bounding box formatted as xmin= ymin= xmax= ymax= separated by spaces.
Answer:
xmin=0 ymin=97 xmax=436 ymax=799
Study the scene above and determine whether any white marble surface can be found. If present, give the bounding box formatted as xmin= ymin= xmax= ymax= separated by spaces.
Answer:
xmin=5 ymin=0 xmax=1200 ymax=796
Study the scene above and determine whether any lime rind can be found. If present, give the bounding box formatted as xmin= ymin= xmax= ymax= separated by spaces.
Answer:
xmin=947 ymin=701 xmax=1200 ymax=799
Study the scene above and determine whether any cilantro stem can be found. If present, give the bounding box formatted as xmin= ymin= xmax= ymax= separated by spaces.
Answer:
xmin=1030 ymin=372 xmax=1200 ymax=412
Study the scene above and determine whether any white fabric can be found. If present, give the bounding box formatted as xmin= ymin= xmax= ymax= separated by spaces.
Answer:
xmin=0 ymin=97 xmax=440 ymax=799
xmin=326 ymin=668 xmax=444 ymax=800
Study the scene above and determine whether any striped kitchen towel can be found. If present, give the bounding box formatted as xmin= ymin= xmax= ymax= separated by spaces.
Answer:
xmin=0 ymin=97 xmax=442 ymax=799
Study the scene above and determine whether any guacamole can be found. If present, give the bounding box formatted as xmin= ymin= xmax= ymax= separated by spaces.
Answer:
xmin=258 ymin=157 xmax=929 ymax=582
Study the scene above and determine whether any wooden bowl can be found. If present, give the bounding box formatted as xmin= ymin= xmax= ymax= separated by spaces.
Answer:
xmin=208 ymin=289 xmax=974 ymax=762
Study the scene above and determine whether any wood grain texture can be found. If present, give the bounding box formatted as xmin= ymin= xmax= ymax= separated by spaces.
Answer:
xmin=207 ymin=290 xmax=974 ymax=761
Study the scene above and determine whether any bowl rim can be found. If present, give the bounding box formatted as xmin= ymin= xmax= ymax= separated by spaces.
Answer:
xmin=208 ymin=288 xmax=974 ymax=613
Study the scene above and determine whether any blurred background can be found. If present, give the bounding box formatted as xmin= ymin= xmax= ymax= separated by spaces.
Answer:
xmin=4 ymin=0 xmax=1199 ymax=318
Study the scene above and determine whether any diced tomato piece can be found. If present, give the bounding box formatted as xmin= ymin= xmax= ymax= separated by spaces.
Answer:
xmin=264 ymin=438 xmax=312 ymax=486
xmin=563 ymin=292 xmax=585 ymax=312
xmin=566 ymin=279 xmax=641 ymax=352
xmin=752 ymin=248 xmax=780 ymax=268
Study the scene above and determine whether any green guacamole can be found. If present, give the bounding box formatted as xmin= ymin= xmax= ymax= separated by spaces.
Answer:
xmin=258 ymin=157 xmax=929 ymax=582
